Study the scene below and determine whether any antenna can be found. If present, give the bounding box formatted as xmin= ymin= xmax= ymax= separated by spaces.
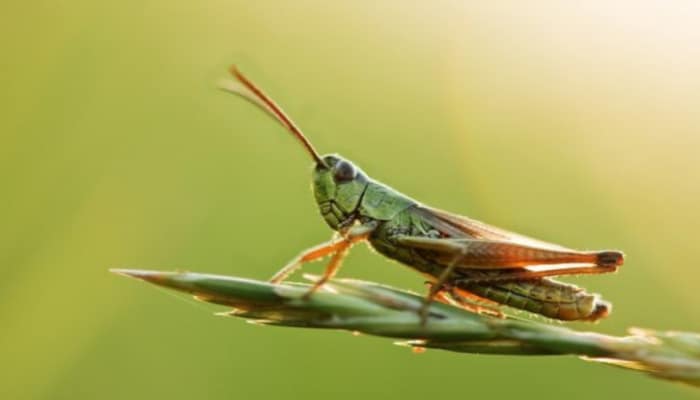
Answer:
xmin=219 ymin=66 xmax=328 ymax=168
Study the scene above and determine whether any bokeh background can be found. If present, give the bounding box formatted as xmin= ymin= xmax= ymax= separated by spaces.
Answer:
xmin=3 ymin=1 xmax=700 ymax=399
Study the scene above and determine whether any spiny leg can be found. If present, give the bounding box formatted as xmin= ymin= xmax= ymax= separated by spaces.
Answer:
xmin=302 ymin=243 xmax=351 ymax=299
xmin=300 ymin=227 xmax=374 ymax=296
xmin=269 ymin=223 xmax=374 ymax=286
xmin=420 ymin=281 xmax=462 ymax=309
xmin=433 ymin=288 xmax=459 ymax=307
xmin=268 ymin=239 xmax=349 ymax=284
xmin=447 ymin=287 xmax=505 ymax=318
xmin=422 ymin=282 xmax=504 ymax=318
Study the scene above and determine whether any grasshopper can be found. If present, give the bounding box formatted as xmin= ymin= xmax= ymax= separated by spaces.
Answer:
xmin=220 ymin=66 xmax=625 ymax=323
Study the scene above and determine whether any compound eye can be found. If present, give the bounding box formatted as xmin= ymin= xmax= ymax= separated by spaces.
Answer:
xmin=333 ymin=160 xmax=356 ymax=183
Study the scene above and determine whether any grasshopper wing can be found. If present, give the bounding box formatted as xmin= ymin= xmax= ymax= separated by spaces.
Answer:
xmin=416 ymin=205 xmax=572 ymax=251
xmin=397 ymin=205 xmax=624 ymax=270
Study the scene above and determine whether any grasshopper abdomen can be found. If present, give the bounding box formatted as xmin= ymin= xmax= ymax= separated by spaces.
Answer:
xmin=454 ymin=277 xmax=610 ymax=321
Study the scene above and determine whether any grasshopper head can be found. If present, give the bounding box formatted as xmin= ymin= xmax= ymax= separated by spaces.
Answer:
xmin=312 ymin=154 xmax=369 ymax=230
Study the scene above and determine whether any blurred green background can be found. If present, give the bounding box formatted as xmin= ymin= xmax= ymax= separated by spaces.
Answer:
xmin=2 ymin=1 xmax=700 ymax=399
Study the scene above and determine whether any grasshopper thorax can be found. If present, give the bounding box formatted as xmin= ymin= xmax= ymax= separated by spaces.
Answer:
xmin=312 ymin=154 xmax=369 ymax=230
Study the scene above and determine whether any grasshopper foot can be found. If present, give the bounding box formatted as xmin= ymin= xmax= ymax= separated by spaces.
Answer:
xmin=301 ymin=290 xmax=314 ymax=301
xmin=418 ymin=282 xmax=445 ymax=326
xmin=418 ymin=301 xmax=431 ymax=327
xmin=301 ymin=283 xmax=323 ymax=301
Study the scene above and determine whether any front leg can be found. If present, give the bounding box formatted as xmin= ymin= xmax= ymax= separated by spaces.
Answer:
xmin=302 ymin=222 xmax=378 ymax=297
xmin=268 ymin=239 xmax=349 ymax=284
xmin=269 ymin=222 xmax=377 ymax=289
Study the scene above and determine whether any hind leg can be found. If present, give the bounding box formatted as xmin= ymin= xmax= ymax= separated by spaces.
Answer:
xmin=424 ymin=282 xmax=504 ymax=318
xmin=454 ymin=264 xmax=619 ymax=285
xmin=445 ymin=286 xmax=505 ymax=318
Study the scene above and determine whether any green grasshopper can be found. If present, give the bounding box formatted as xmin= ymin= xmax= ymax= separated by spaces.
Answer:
xmin=220 ymin=66 xmax=625 ymax=323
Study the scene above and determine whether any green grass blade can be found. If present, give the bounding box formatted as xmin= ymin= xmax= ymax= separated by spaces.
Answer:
xmin=112 ymin=269 xmax=700 ymax=387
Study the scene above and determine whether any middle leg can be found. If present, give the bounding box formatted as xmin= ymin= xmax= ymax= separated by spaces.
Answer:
xmin=418 ymin=247 xmax=468 ymax=325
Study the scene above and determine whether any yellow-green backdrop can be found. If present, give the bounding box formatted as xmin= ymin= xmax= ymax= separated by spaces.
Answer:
xmin=2 ymin=1 xmax=699 ymax=399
